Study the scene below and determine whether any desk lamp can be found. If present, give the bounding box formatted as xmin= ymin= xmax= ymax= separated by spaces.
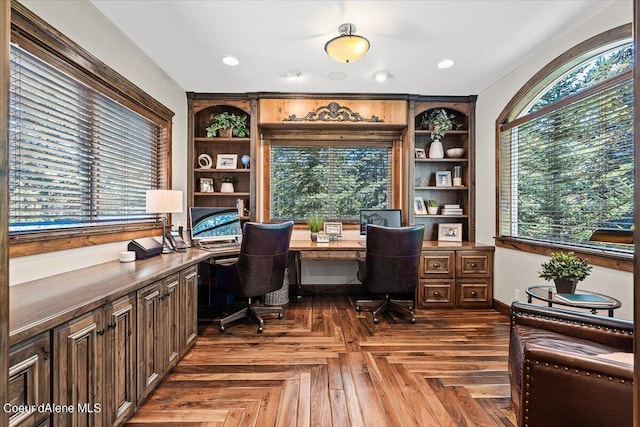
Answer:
xmin=145 ymin=189 xmax=183 ymax=253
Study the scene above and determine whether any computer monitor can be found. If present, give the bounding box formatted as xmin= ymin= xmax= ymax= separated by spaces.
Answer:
xmin=359 ymin=209 xmax=402 ymax=236
xmin=189 ymin=207 xmax=242 ymax=244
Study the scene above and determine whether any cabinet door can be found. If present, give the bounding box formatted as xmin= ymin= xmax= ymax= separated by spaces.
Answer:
xmin=420 ymin=252 xmax=455 ymax=279
xmin=53 ymin=308 xmax=104 ymax=427
xmin=456 ymin=250 xmax=493 ymax=278
xmin=136 ymin=282 xmax=163 ymax=402
xmin=104 ymin=294 xmax=136 ymax=426
xmin=180 ymin=265 xmax=199 ymax=355
xmin=163 ymin=274 xmax=180 ymax=371
xmin=417 ymin=279 xmax=455 ymax=309
xmin=8 ymin=333 xmax=50 ymax=427
xmin=456 ymin=280 xmax=492 ymax=308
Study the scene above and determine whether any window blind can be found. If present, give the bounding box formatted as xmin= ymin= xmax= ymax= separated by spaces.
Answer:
xmin=270 ymin=144 xmax=392 ymax=221
xmin=9 ymin=43 xmax=163 ymax=232
xmin=499 ymin=76 xmax=633 ymax=253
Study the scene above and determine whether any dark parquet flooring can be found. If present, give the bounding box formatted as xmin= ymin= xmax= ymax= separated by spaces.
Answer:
xmin=126 ymin=286 xmax=516 ymax=426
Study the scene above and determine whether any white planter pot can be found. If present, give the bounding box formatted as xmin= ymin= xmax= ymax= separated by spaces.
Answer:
xmin=429 ymin=140 xmax=444 ymax=159
xmin=220 ymin=183 xmax=234 ymax=193
xmin=427 ymin=206 xmax=438 ymax=215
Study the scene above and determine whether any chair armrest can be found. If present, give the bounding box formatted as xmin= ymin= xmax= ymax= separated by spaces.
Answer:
xmin=510 ymin=302 xmax=633 ymax=351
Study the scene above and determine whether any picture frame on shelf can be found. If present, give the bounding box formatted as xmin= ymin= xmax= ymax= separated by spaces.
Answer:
xmin=324 ymin=222 xmax=343 ymax=239
xmin=415 ymin=176 xmax=429 ymax=187
xmin=414 ymin=148 xmax=426 ymax=159
xmin=414 ymin=197 xmax=427 ymax=215
xmin=200 ymin=177 xmax=214 ymax=193
xmin=216 ymin=154 xmax=238 ymax=169
xmin=438 ymin=223 xmax=462 ymax=242
xmin=435 ymin=170 xmax=452 ymax=187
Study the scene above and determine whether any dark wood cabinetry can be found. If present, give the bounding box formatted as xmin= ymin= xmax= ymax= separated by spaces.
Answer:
xmin=418 ymin=246 xmax=493 ymax=309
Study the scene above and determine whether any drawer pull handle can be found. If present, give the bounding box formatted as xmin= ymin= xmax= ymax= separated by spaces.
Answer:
xmin=433 ymin=263 xmax=440 ymax=268
xmin=470 ymin=262 xmax=477 ymax=268
xmin=433 ymin=291 xmax=441 ymax=297
xmin=470 ymin=291 xmax=478 ymax=297
xmin=97 ymin=328 xmax=105 ymax=336
xmin=108 ymin=322 xmax=116 ymax=329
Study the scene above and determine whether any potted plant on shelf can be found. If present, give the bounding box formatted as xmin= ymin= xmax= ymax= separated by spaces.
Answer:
xmin=538 ymin=251 xmax=592 ymax=294
xmin=219 ymin=175 xmax=236 ymax=193
xmin=307 ymin=216 xmax=324 ymax=242
xmin=427 ymin=199 xmax=438 ymax=215
xmin=206 ymin=112 xmax=249 ymax=138
xmin=422 ymin=109 xmax=454 ymax=159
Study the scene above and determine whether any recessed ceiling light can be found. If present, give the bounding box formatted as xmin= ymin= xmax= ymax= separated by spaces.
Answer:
xmin=285 ymin=70 xmax=302 ymax=79
xmin=327 ymin=71 xmax=346 ymax=80
xmin=437 ymin=59 xmax=455 ymax=69
xmin=373 ymin=70 xmax=391 ymax=82
xmin=222 ymin=56 xmax=239 ymax=66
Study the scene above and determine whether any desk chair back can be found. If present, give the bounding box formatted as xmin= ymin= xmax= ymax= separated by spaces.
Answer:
xmin=363 ymin=224 xmax=425 ymax=294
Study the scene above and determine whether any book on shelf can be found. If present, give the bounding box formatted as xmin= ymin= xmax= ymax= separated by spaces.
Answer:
xmin=442 ymin=209 xmax=463 ymax=215
xmin=555 ymin=293 xmax=611 ymax=305
xmin=444 ymin=204 xmax=460 ymax=209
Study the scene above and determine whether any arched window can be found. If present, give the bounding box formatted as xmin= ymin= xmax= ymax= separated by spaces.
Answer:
xmin=496 ymin=25 xmax=633 ymax=266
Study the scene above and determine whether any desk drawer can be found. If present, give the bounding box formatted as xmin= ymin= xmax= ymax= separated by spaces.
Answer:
xmin=456 ymin=251 xmax=493 ymax=277
xmin=420 ymin=252 xmax=454 ymax=278
xmin=456 ymin=280 xmax=492 ymax=307
xmin=418 ymin=280 xmax=455 ymax=308
xmin=299 ymin=250 xmax=358 ymax=260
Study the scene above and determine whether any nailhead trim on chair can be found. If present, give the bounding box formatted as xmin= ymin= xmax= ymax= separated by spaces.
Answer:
xmin=511 ymin=309 xmax=633 ymax=337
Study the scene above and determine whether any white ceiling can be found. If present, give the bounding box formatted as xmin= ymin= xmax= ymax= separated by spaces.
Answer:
xmin=90 ymin=0 xmax=622 ymax=96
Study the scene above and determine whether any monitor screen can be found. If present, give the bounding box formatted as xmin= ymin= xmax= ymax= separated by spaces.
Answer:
xmin=359 ymin=209 xmax=402 ymax=235
xmin=189 ymin=207 xmax=242 ymax=243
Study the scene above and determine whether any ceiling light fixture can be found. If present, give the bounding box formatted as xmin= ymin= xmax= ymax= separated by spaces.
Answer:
xmin=437 ymin=59 xmax=455 ymax=69
xmin=373 ymin=70 xmax=391 ymax=82
xmin=222 ymin=56 xmax=239 ymax=66
xmin=324 ymin=23 xmax=370 ymax=63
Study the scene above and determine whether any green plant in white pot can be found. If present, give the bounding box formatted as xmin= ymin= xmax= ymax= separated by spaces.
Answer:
xmin=427 ymin=199 xmax=438 ymax=215
xmin=421 ymin=109 xmax=454 ymax=159
xmin=539 ymin=251 xmax=592 ymax=294
xmin=307 ymin=216 xmax=324 ymax=242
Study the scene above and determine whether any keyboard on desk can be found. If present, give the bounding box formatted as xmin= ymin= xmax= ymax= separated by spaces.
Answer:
xmin=198 ymin=242 xmax=241 ymax=252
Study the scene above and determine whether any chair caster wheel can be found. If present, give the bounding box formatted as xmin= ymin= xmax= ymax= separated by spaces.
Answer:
xmin=373 ymin=318 xmax=379 ymax=324
xmin=356 ymin=306 xmax=361 ymax=312
xmin=278 ymin=312 xmax=284 ymax=319
xmin=219 ymin=326 xmax=225 ymax=333
xmin=257 ymin=326 xmax=263 ymax=333
xmin=410 ymin=317 xmax=416 ymax=324
xmin=408 ymin=306 xmax=414 ymax=311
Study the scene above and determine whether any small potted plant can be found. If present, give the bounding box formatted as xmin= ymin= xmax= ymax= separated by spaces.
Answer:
xmin=206 ymin=112 xmax=249 ymax=138
xmin=307 ymin=216 xmax=324 ymax=242
xmin=219 ymin=175 xmax=236 ymax=193
xmin=539 ymin=251 xmax=592 ymax=294
xmin=427 ymin=199 xmax=438 ymax=215
xmin=422 ymin=109 xmax=454 ymax=158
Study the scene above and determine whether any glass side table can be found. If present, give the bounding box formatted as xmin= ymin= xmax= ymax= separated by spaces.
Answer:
xmin=525 ymin=286 xmax=621 ymax=317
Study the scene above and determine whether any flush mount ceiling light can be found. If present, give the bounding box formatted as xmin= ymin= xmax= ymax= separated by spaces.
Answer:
xmin=324 ymin=23 xmax=370 ymax=63
xmin=437 ymin=59 xmax=455 ymax=69
xmin=373 ymin=70 xmax=391 ymax=82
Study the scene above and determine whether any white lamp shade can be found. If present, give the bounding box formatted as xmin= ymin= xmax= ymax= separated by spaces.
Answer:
xmin=146 ymin=190 xmax=183 ymax=214
xmin=325 ymin=35 xmax=370 ymax=63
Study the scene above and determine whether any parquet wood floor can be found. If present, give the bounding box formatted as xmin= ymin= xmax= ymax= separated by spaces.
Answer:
xmin=126 ymin=287 xmax=516 ymax=427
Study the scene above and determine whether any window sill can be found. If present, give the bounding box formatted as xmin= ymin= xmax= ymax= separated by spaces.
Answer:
xmin=495 ymin=237 xmax=633 ymax=272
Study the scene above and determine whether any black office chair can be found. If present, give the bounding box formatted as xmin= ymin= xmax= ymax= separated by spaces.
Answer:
xmin=355 ymin=224 xmax=425 ymax=324
xmin=216 ymin=221 xmax=294 ymax=333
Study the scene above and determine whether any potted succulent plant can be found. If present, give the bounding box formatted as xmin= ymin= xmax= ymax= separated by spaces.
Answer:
xmin=206 ymin=112 xmax=249 ymax=138
xmin=539 ymin=251 xmax=592 ymax=294
xmin=427 ymin=199 xmax=438 ymax=215
xmin=307 ymin=216 xmax=324 ymax=242
xmin=219 ymin=175 xmax=236 ymax=193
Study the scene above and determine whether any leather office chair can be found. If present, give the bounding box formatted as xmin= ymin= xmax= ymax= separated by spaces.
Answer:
xmin=356 ymin=224 xmax=425 ymax=324
xmin=509 ymin=301 xmax=633 ymax=427
xmin=217 ymin=221 xmax=294 ymax=333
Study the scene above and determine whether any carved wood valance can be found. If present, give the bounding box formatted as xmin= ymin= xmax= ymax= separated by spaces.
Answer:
xmin=282 ymin=102 xmax=384 ymax=123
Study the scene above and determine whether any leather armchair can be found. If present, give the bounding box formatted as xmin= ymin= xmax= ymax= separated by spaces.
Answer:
xmin=509 ymin=301 xmax=633 ymax=427
xmin=217 ymin=221 xmax=293 ymax=333
xmin=356 ymin=224 xmax=425 ymax=324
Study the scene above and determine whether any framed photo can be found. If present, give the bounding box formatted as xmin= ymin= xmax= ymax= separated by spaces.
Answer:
xmin=438 ymin=223 xmax=462 ymax=242
xmin=414 ymin=197 xmax=427 ymax=215
xmin=435 ymin=170 xmax=452 ymax=187
xmin=414 ymin=148 xmax=426 ymax=159
xmin=324 ymin=222 xmax=342 ymax=236
xmin=216 ymin=154 xmax=238 ymax=169
xmin=200 ymin=177 xmax=214 ymax=193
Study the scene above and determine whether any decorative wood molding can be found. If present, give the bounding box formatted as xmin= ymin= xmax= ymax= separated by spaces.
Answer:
xmin=282 ymin=102 xmax=384 ymax=123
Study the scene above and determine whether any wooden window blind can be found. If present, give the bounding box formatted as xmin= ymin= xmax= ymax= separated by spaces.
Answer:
xmin=9 ymin=43 xmax=165 ymax=233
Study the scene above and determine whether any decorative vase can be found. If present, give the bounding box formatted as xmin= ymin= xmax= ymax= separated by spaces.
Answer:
xmin=218 ymin=127 xmax=233 ymax=138
xmin=241 ymin=155 xmax=250 ymax=169
xmin=310 ymin=232 xmax=318 ymax=242
xmin=429 ymin=140 xmax=444 ymax=159
xmin=554 ymin=278 xmax=578 ymax=294
xmin=220 ymin=183 xmax=234 ymax=193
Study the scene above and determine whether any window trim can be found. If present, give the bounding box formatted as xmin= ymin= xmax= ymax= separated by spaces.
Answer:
xmin=9 ymin=1 xmax=174 ymax=257
xmin=262 ymin=128 xmax=403 ymax=225
xmin=495 ymin=23 xmax=633 ymax=271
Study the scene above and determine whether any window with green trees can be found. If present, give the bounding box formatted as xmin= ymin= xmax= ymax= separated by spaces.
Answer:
xmin=498 ymin=36 xmax=633 ymax=256
xmin=270 ymin=143 xmax=392 ymax=221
